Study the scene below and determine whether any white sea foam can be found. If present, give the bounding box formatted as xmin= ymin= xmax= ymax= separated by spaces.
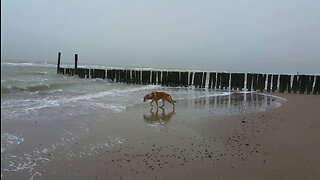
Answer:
xmin=2 ymin=84 xmax=239 ymax=119
xmin=1 ymin=133 xmax=24 ymax=153
xmin=1 ymin=130 xmax=78 ymax=179
xmin=257 ymin=93 xmax=287 ymax=101
xmin=92 ymin=103 xmax=126 ymax=112
xmin=59 ymin=85 xmax=160 ymax=104
xmin=104 ymin=136 xmax=126 ymax=147
xmin=1 ymin=62 xmax=56 ymax=68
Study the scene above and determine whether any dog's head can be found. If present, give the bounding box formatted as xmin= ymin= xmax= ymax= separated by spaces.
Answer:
xmin=143 ymin=93 xmax=152 ymax=102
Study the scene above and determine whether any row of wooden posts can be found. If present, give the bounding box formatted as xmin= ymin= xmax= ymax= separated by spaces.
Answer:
xmin=56 ymin=53 xmax=320 ymax=94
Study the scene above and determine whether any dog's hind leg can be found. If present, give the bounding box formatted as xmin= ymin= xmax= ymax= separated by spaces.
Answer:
xmin=155 ymin=100 xmax=159 ymax=108
xmin=165 ymin=96 xmax=175 ymax=108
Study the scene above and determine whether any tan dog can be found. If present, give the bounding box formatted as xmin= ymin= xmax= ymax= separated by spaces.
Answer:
xmin=143 ymin=91 xmax=176 ymax=108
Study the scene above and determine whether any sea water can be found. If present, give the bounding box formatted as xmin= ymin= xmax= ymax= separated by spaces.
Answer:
xmin=1 ymin=61 xmax=285 ymax=179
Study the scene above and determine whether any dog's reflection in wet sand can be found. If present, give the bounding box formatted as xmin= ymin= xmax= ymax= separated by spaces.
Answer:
xmin=143 ymin=108 xmax=175 ymax=124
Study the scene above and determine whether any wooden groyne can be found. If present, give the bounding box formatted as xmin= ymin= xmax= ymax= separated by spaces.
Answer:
xmin=56 ymin=53 xmax=320 ymax=95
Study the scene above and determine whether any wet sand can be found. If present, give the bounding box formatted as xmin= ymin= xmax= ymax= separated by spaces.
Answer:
xmin=2 ymin=93 xmax=320 ymax=179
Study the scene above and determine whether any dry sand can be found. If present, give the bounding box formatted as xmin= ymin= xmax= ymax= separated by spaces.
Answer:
xmin=3 ymin=93 xmax=320 ymax=180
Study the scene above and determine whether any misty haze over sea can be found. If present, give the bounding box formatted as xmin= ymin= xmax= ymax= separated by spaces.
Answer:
xmin=1 ymin=0 xmax=320 ymax=74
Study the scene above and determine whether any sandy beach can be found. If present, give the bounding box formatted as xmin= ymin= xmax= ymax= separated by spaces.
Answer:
xmin=3 ymin=92 xmax=319 ymax=180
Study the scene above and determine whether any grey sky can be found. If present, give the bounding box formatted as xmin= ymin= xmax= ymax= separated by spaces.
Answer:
xmin=1 ymin=0 xmax=320 ymax=74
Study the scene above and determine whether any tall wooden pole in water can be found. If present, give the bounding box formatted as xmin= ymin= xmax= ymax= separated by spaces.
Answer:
xmin=57 ymin=52 xmax=61 ymax=73
xmin=74 ymin=54 xmax=78 ymax=70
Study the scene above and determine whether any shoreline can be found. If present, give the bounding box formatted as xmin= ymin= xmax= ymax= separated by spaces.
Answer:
xmin=1 ymin=92 xmax=320 ymax=179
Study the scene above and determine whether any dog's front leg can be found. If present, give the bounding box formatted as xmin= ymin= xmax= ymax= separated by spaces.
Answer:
xmin=155 ymin=100 xmax=159 ymax=108
xmin=150 ymin=100 xmax=154 ymax=107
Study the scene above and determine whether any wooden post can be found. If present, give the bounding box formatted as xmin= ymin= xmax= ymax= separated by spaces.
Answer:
xmin=236 ymin=73 xmax=241 ymax=90
xmin=172 ymin=71 xmax=178 ymax=86
xmin=200 ymin=72 xmax=204 ymax=88
xmin=169 ymin=71 xmax=176 ymax=86
xmin=57 ymin=52 xmax=61 ymax=73
xmin=137 ymin=71 xmax=141 ymax=84
xmin=89 ymin=69 xmax=93 ymax=78
xmin=166 ymin=72 xmax=171 ymax=86
xmin=151 ymin=71 xmax=156 ymax=85
xmin=74 ymin=54 xmax=78 ymax=71
xmin=171 ymin=71 xmax=176 ymax=86
xmin=94 ymin=69 xmax=98 ymax=79
xmin=220 ymin=73 xmax=225 ymax=89
xmin=77 ymin=68 xmax=83 ymax=78
xmin=173 ymin=71 xmax=179 ymax=87
xmin=126 ymin=70 xmax=130 ymax=83
xmin=189 ymin=72 xmax=193 ymax=86
xmin=131 ymin=70 xmax=134 ymax=83
xmin=231 ymin=73 xmax=235 ymax=90
xmin=252 ymin=74 xmax=258 ymax=91
xmin=313 ymin=76 xmax=320 ymax=95
xmin=121 ymin=70 xmax=126 ymax=82
xmin=202 ymin=72 xmax=207 ymax=88
xmin=247 ymin=73 xmax=253 ymax=91
xmin=180 ymin=72 xmax=188 ymax=87
xmin=226 ymin=73 xmax=230 ymax=89
xmin=81 ymin=68 xmax=85 ymax=78
xmin=267 ymin=74 xmax=272 ymax=92
xmin=199 ymin=72 xmax=203 ymax=88
xmin=279 ymin=75 xmax=285 ymax=93
xmin=111 ymin=70 xmax=116 ymax=81
xmin=194 ymin=72 xmax=201 ymax=88
xmin=177 ymin=72 xmax=181 ymax=86
xmin=221 ymin=73 xmax=225 ymax=89
xmin=292 ymin=75 xmax=299 ymax=93
xmin=162 ymin=71 xmax=168 ymax=86
xmin=257 ymin=74 xmax=266 ymax=92
xmin=194 ymin=72 xmax=199 ymax=87
xmin=233 ymin=73 xmax=240 ymax=90
xmin=106 ymin=70 xmax=110 ymax=80
xmin=299 ymin=75 xmax=308 ymax=94
xmin=102 ymin=70 xmax=106 ymax=79
xmin=237 ymin=73 xmax=241 ymax=90
xmin=171 ymin=71 xmax=175 ymax=86
xmin=157 ymin=71 xmax=162 ymax=85
xmin=212 ymin=73 xmax=217 ymax=89
xmin=167 ymin=71 xmax=172 ymax=86
xmin=115 ymin=70 xmax=119 ymax=82
xmin=240 ymin=73 xmax=245 ymax=90
xmin=83 ymin=69 xmax=87 ymax=78
xmin=272 ymin=74 xmax=278 ymax=92
xmin=172 ymin=71 xmax=177 ymax=86
xmin=306 ymin=76 xmax=315 ymax=94
xmin=216 ymin=73 xmax=221 ymax=89
xmin=146 ymin=71 xmax=150 ymax=84
xmin=208 ymin=73 xmax=213 ymax=88
xmin=287 ymin=75 xmax=292 ymax=93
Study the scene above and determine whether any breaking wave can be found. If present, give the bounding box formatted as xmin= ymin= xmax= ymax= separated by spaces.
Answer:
xmin=1 ymin=84 xmax=57 ymax=93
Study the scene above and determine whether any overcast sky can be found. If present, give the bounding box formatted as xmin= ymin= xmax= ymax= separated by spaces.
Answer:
xmin=1 ymin=0 xmax=320 ymax=74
